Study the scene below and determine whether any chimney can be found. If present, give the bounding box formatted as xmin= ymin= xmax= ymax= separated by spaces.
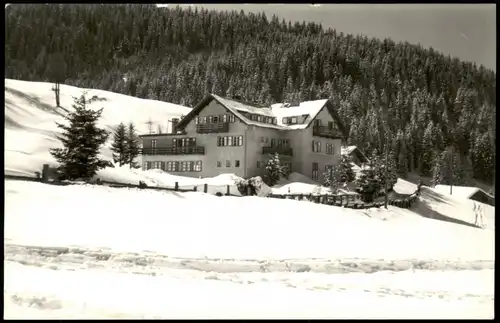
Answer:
xmin=171 ymin=118 xmax=179 ymax=134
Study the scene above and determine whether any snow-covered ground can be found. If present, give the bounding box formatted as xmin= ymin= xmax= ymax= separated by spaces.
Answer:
xmin=5 ymin=79 xmax=191 ymax=177
xmin=4 ymin=180 xmax=495 ymax=318
xmin=4 ymin=79 xmax=495 ymax=318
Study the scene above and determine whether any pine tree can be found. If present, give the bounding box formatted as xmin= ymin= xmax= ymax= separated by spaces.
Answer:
xmin=50 ymin=94 xmax=112 ymax=180
xmin=126 ymin=122 xmax=140 ymax=168
xmin=111 ymin=122 xmax=128 ymax=167
xmin=263 ymin=153 xmax=287 ymax=186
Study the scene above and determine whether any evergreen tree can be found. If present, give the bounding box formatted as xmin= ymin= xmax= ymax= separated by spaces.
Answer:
xmin=50 ymin=94 xmax=112 ymax=180
xmin=111 ymin=122 xmax=128 ymax=166
xmin=322 ymin=165 xmax=343 ymax=193
xmin=126 ymin=122 xmax=140 ymax=168
xmin=263 ymin=153 xmax=287 ymax=186
xmin=431 ymin=146 xmax=474 ymax=187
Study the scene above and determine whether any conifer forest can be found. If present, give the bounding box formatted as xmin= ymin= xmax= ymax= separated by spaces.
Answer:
xmin=4 ymin=4 xmax=496 ymax=185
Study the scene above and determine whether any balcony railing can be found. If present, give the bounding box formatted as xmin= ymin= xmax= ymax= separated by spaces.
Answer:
xmin=196 ymin=122 xmax=230 ymax=134
xmin=140 ymin=146 xmax=205 ymax=155
xmin=313 ymin=126 xmax=343 ymax=139
xmin=262 ymin=146 xmax=294 ymax=157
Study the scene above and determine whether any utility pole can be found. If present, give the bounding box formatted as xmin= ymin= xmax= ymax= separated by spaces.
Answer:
xmin=384 ymin=128 xmax=389 ymax=209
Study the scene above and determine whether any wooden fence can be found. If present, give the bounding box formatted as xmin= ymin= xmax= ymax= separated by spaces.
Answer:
xmin=267 ymin=190 xmax=420 ymax=210
xmin=4 ymin=173 xmax=237 ymax=196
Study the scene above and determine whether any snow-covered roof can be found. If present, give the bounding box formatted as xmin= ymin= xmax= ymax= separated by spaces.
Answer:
xmin=271 ymin=99 xmax=329 ymax=130
xmin=434 ymin=185 xmax=493 ymax=199
xmin=175 ymin=94 xmax=347 ymax=135
xmin=211 ymin=94 xmax=330 ymax=131
xmin=213 ymin=95 xmax=275 ymax=117
xmin=341 ymin=145 xmax=358 ymax=156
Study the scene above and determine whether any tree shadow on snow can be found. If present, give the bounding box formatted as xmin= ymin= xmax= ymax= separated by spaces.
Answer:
xmin=5 ymin=86 xmax=69 ymax=117
xmin=413 ymin=199 xmax=481 ymax=229
xmin=420 ymin=187 xmax=454 ymax=206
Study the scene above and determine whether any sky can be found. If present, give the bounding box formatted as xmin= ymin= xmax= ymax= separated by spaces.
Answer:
xmin=161 ymin=4 xmax=496 ymax=71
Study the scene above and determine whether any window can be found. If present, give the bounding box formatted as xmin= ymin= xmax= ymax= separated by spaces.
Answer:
xmin=213 ymin=116 xmax=219 ymax=123
xmin=151 ymin=139 xmax=157 ymax=149
xmin=282 ymin=117 xmax=289 ymax=125
xmin=235 ymin=160 xmax=240 ymax=167
xmin=290 ymin=116 xmax=298 ymax=124
xmin=277 ymin=139 xmax=283 ymax=148
xmin=144 ymin=161 xmax=151 ymax=170
xmin=312 ymin=162 xmax=319 ymax=181
xmin=257 ymin=115 xmax=263 ymax=122
xmin=217 ymin=136 xmax=244 ymax=147
xmin=283 ymin=139 xmax=289 ymax=147
xmin=226 ymin=160 xmax=231 ymax=168
xmin=217 ymin=161 xmax=222 ymax=168
xmin=223 ymin=114 xmax=228 ymax=123
xmin=272 ymin=118 xmax=277 ymax=125
xmin=271 ymin=139 xmax=276 ymax=147
xmin=181 ymin=161 xmax=189 ymax=172
xmin=160 ymin=161 xmax=166 ymax=171
xmin=265 ymin=137 xmax=269 ymax=144
xmin=312 ymin=140 xmax=321 ymax=153
xmin=208 ymin=116 xmax=214 ymax=124
xmin=328 ymin=121 xmax=335 ymax=130
xmin=257 ymin=161 xmax=261 ymax=168
xmin=194 ymin=161 xmax=202 ymax=172
xmin=326 ymin=143 xmax=335 ymax=155
xmin=313 ymin=119 xmax=322 ymax=127
xmin=229 ymin=114 xmax=235 ymax=123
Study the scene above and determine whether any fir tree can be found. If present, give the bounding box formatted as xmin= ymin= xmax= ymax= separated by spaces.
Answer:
xmin=50 ymin=94 xmax=112 ymax=180
xmin=111 ymin=122 xmax=128 ymax=166
xmin=263 ymin=153 xmax=287 ymax=186
xmin=126 ymin=122 xmax=140 ymax=168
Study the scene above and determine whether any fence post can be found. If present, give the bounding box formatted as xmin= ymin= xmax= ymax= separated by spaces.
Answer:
xmin=204 ymin=183 xmax=208 ymax=193
xmin=226 ymin=185 xmax=230 ymax=196
xmin=174 ymin=182 xmax=179 ymax=191
xmin=42 ymin=164 xmax=49 ymax=183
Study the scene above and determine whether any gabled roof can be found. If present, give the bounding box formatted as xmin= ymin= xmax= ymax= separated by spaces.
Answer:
xmin=434 ymin=185 xmax=494 ymax=200
xmin=341 ymin=145 xmax=369 ymax=163
xmin=175 ymin=94 xmax=348 ymax=137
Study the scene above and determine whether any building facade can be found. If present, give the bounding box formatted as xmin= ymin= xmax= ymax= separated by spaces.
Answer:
xmin=140 ymin=94 xmax=348 ymax=183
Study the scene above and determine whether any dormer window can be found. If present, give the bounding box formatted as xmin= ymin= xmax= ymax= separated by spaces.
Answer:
xmin=257 ymin=115 xmax=263 ymax=122
xmin=282 ymin=117 xmax=289 ymax=125
xmin=290 ymin=117 xmax=298 ymax=124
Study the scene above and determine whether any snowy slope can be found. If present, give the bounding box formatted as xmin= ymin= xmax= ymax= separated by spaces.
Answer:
xmin=4 ymin=180 xmax=495 ymax=318
xmin=5 ymin=79 xmax=192 ymax=176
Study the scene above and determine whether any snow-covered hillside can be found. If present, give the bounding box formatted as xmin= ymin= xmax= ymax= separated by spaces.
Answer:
xmin=5 ymin=79 xmax=192 ymax=176
xmin=4 ymin=79 xmax=495 ymax=318
xmin=4 ymin=180 xmax=494 ymax=318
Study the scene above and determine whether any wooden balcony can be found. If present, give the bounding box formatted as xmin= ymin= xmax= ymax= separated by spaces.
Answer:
xmin=313 ymin=126 xmax=343 ymax=139
xmin=262 ymin=146 xmax=294 ymax=157
xmin=196 ymin=122 xmax=230 ymax=134
xmin=140 ymin=146 xmax=205 ymax=155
